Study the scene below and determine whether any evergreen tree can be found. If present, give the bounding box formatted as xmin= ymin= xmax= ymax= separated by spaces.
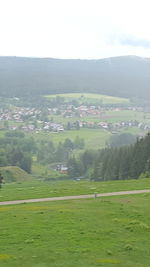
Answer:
xmin=63 ymin=138 xmax=74 ymax=151
xmin=20 ymin=153 xmax=32 ymax=173
xmin=66 ymin=122 xmax=71 ymax=130
xmin=55 ymin=142 xmax=69 ymax=162
xmin=74 ymin=136 xmax=85 ymax=149
xmin=0 ymin=173 xmax=3 ymax=189
xmin=67 ymin=157 xmax=84 ymax=177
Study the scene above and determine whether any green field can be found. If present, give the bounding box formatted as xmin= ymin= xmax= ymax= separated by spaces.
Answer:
xmin=46 ymin=93 xmax=130 ymax=104
xmin=0 ymin=193 xmax=150 ymax=267
xmin=31 ymin=163 xmax=63 ymax=179
xmin=51 ymin=110 xmax=146 ymax=124
xmin=28 ymin=128 xmax=110 ymax=150
xmin=0 ymin=166 xmax=32 ymax=183
xmin=103 ymin=110 xmax=145 ymax=123
xmin=1 ymin=178 xmax=150 ymax=202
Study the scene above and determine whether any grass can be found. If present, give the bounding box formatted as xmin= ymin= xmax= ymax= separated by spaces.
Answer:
xmin=0 ymin=130 xmax=5 ymax=138
xmin=49 ymin=108 xmax=148 ymax=126
xmin=45 ymin=93 xmax=130 ymax=104
xmin=27 ymin=128 xmax=110 ymax=150
xmin=0 ymin=178 xmax=150 ymax=202
xmin=103 ymin=110 xmax=145 ymax=123
xmin=31 ymin=163 xmax=63 ymax=179
xmin=0 ymin=166 xmax=31 ymax=183
xmin=0 ymin=193 xmax=150 ymax=266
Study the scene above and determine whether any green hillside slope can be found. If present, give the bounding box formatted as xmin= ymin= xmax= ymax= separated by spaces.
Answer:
xmin=0 ymin=56 xmax=150 ymax=102
xmin=0 ymin=166 xmax=31 ymax=183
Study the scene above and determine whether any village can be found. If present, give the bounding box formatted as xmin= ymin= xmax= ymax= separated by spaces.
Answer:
xmin=0 ymin=103 xmax=150 ymax=133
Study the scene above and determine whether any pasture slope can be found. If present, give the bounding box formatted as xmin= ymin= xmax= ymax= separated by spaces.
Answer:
xmin=45 ymin=93 xmax=130 ymax=104
xmin=1 ymin=178 xmax=150 ymax=202
xmin=0 ymin=193 xmax=150 ymax=266
xmin=0 ymin=179 xmax=150 ymax=266
xmin=0 ymin=189 xmax=150 ymax=206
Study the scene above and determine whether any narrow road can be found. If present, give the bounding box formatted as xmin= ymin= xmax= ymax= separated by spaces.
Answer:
xmin=0 ymin=189 xmax=150 ymax=206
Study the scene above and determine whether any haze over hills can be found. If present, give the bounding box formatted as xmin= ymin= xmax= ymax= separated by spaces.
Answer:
xmin=0 ymin=55 xmax=150 ymax=101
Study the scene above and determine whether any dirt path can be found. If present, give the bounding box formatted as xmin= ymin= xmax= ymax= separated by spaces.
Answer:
xmin=0 ymin=189 xmax=150 ymax=206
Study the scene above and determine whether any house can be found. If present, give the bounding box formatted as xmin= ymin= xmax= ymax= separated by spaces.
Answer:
xmin=56 ymin=164 xmax=68 ymax=174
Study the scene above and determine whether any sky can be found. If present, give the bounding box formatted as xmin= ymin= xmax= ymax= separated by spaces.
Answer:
xmin=0 ymin=0 xmax=150 ymax=59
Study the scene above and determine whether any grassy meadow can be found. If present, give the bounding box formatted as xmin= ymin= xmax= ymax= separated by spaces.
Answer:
xmin=102 ymin=110 xmax=146 ymax=123
xmin=1 ymin=178 xmax=150 ymax=202
xmin=31 ymin=163 xmax=62 ymax=179
xmin=0 ymin=193 xmax=150 ymax=267
xmin=47 ymin=110 xmax=145 ymax=123
xmin=0 ymin=166 xmax=32 ymax=183
xmin=45 ymin=93 xmax=130 ymax=104
xmin=28 ymin=128 xmax=110 ymax=150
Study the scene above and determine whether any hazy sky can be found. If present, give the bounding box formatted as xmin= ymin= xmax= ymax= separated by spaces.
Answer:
xmin=1 ymin=0 xmax=150 ymax=59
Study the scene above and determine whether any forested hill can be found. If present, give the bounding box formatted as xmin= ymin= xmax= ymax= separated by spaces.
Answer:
xmin=91 ymin=133 xmax=150 ymax=181
xmin=0 ymin=55 xmax=150 ymax=100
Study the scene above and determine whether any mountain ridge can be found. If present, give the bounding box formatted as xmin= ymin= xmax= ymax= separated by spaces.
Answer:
xmin=0 ymin=55 xmax=150 ymax=101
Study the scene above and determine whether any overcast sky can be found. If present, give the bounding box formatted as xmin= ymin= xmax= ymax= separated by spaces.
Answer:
xmin=1 ymin=0 xmax=150 ymax=59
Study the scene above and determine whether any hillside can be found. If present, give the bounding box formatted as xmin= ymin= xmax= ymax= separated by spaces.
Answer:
xmin=0 ymin=166 xmax=31 ymax=183
xmin=0 ymin=56 xmax=150 ymax=101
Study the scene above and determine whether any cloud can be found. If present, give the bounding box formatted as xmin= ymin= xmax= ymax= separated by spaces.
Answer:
xmin=118 ymin=36 xmax=150 ymax=49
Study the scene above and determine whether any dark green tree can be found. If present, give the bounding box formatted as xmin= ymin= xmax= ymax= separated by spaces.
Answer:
xmin=67 ymin=157 xmax=84 ymax=177
xmin=75 ymin=121 xmax=80 ymax=130
xmin=0 ymin=173 xmax=3 ymax=189
xmin=74 ymin=136 xmax=85 ymax=149
xmin=20 ymin=153 xmax=32 ymax=173
xmin=109 ymin=133 xmax=136 ymax=147
xmin=81 ymin=149 xmax=98 ymax=171
xmin=63 ymin=138 xmax=74 ymax=151
xmin=66 ymin=122 xmax=71 ymax=130
xmin=55 ymin=142 xmax=68 ymax=162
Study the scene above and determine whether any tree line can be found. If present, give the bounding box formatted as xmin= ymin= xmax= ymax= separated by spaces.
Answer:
xmin=1 ymin=129 xmax=150 ymax=181
xmin=0 ymin=131 xmax=84 ymax=173
xmin=37 ymin=136 xmax=84 ymax=165
xmin=0 ymin=131 xmax=35 ymax=173
xmin=67 ymin=133 xmax=150 ymax=180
